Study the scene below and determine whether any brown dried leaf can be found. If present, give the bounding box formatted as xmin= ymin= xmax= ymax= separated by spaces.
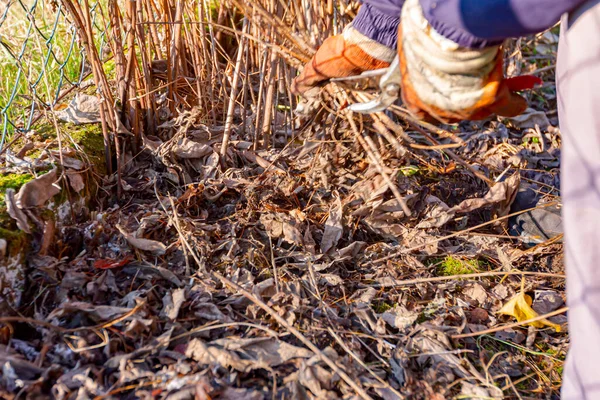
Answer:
xmin=185 ymin=339 xmax=254 ymax=372
xmin=56 ymin=94 xmax=101 ymax=124
xmin=416 ymin=196 xmax=453 ymax=229
xmin=213 ymin=337 xmax=313 ymax=367
xmin=172 ymin=137 xmax=213 ymax=159
xmin=508 ymin=108 xmax=550 ymax=130
xmin=260 ymin=213 xmax=303 ymax=246
xmin=381 ymin=306 xmax=419 ymax=330
xmin=117 ymin=225 xmax=167 ymax=255
xmin=48 ymin=301 xmax=132 ymax=323
xmin=220 ymin=388 xmax=265 ymax=400
xmin=66 ymin=170 xmax=85 ymax=193
xmin=16 ymin=168 xmax=61 ymax=208
xmin=185 ymin=337 xmax=312 ymax=372
xmin=6 ymin=189 xmax=31 ymax=234
xmin=532 ymin=290 xmax=564 ymax=315
xmin=453 ymin=174 xmax=520 ymax=215
xmin=321 ymin=198 xmax=343 ymax=254
xmin=161 ymin=288 xmax=186 ymax=321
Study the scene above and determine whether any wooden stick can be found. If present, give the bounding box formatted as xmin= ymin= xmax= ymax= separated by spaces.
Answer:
xmin=220 ymin=18 xmax=248 ymax=159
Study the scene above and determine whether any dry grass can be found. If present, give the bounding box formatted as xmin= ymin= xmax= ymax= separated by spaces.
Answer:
xmin=0 ymin=0 xmax=109 ymax=141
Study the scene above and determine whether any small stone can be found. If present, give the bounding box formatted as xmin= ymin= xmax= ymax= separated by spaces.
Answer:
xmin=469 ymin=307 xmax=489 ymax=324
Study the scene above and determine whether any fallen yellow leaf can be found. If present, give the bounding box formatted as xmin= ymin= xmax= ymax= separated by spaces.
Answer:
xmin=498 ymin=292 xmax=561 ymax=332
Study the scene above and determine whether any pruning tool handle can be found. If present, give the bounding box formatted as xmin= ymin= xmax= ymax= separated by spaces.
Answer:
xmin=347 ymin=55 xmax=401 ymax=114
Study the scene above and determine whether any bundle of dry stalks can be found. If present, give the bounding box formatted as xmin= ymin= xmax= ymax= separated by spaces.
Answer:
xmin=58 ymin=0 xmax=362 ymax=176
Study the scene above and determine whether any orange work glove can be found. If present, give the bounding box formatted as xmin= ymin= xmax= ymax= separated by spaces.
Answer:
xmin=397 ymin=0 xmax=542 ymax=124
xmin=292 ymin=24 xmax=396 ymax=114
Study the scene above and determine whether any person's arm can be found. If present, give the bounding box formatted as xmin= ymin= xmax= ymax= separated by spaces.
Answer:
xmin=420 ymin=0 xmax=588 ymax=48
xmin=291 ymin=2 xmax=403 ymax=100
xmin=352 ymin=2 xmax=402 ymax=50
xmin=396 ymin=0 xmax=588 ymax=123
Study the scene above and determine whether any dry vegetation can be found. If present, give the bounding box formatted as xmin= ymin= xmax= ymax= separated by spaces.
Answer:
xmin=0 ymin=0 xmax=567 ymax=399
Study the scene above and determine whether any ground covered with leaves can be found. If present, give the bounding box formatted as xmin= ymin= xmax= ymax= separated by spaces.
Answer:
xmin=0 ymin=17 xmax=567 ymax=400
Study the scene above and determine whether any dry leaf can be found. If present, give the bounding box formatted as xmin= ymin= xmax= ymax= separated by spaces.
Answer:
xmin=184 ymin=337 xmax=312 ymax=373
xmin=66 ymin=170 xmax=85 ymax=193
xmin=172 ymin=137 xmax=213 ymax=159
xmin=498 ymin=292 xmax=561 ymax=332
xmin=453 ymin=174 xmax=520 ymax=215
xmin=259 ymin=213 xmax=303 ymax=246
xmin=381 ymin=306 xmax=419 ymax=330
xmin=117 ymin=225 xmax=167 ymax=255
xmin=56 ymin=155 xmax=84 ymax=170
xmin=16 ymin=168 xmax=61 ymax=208
xmin=321 ymin=198 xmax=343 ymax=253
xmin=508 ymin=108 xmax=550 ymax=130
xmin=241 ymin=150 xmax=286 ymax=175
xmin=161 ymin=288 xmax=186 ymax=321
xmin=532 ymin=290 xmax=564 ymax=315
xmin=212 ymin=337 xmax=313 ymax=367
xmin=56 ymin=94 xmax=102 ymax=124
xmin=6 ymin=189 xmax=31 ymax=234
xmin=419 ymin=174 xmax=521 ymax=229
xmin=48 ymin=301 xmax=133 ymax=323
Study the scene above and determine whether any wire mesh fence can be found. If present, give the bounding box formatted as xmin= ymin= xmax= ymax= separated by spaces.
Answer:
xmin=0 ymin=0 xmax=108 ymax=151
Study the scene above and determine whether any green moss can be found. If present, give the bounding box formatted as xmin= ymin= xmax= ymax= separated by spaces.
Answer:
xmin=372 ymin=301 xmax=394 ymax=314
xmin=67 ymin=123 xmax=104 ymax=149
xmin=0 ymin=227 xmax=28 ymax=257
xmin=438 ymin=256 xmax=481 ymax=276
xmin=399 ymin=165 xmax=420 ymax=177
xmin=0 ymin=173 xmax=34 ymax=209
xmin=103 ymin=59 xmax=117 ymax=80
xmin=206 ymin=0 xmax=220 ymax=20
xmin=0 ymin=173 xmax=33 ymax=192
xmin=33 ymin=122 xmax=106 ymax=175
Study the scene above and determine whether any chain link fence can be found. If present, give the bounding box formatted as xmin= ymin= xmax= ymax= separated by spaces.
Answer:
xmin=0 ymin=0 xmax=108 ymax=151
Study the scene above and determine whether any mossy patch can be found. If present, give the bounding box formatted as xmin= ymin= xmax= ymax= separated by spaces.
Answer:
xmin=372 ymin=301 xmax=395 ymax=314
xmin=438 ymin=256 xmax=481 ymax=276
xmin=67 ymin=123 xmax=106 ymax=160
xmin=1 ymin=122 xmax=105 ymax=229
xmin=0 ymin=173 xmax=34 ymax=212
xmin=0 ymin=173 xmax=33 ymax=194
xmin=0 ymin=228 xmax=28 ymax=257
xmin=103 ymin=59 xmax=117 ymax=80
xmin=32 ymin=122 xmax=106 ymax=175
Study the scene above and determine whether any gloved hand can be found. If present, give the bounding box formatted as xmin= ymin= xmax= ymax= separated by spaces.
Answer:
xmin=397 ymin=0 xmax=542 ymax=123
xmin=292 ymin=24 xmax=396 ymax=114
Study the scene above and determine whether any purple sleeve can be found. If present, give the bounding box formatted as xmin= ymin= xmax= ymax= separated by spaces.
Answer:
xmin=353 ymin=3 xmax=403 ymax=49
xmin=421 ymin=0 xmax=589 ymax=48
xmin=359 ymin=0 xmax=404 ymax=16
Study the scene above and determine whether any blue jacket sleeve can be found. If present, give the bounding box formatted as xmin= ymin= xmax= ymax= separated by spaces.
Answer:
xmin=353 ymin=3 xmax=403 ymax=49
xmin=421 ymin=0 xmax=589 ymax=48
xmin=360 ymin=0 xmax=404 ymax=16
xmin=352 ymin=0 xmax=587 ymax=50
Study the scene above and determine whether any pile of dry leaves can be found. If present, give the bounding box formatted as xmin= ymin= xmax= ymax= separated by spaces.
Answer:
xmin=1 ymin=94 xmax=567 ymax=399
xmin=0 ymin=10 xmax=568 ymax=397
